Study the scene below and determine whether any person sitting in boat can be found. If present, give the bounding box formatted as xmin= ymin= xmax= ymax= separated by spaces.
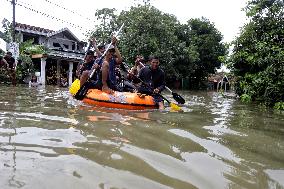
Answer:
xmin=127 ymin=55 xmax=145 ymax=81
xmin=119 ymin=55 xmax=145 ymax=92
xmin=100 ymin=40 xmax=122 ymax=93
xmin=29 ymin=75 xmax=41 ymax=87
xmin=89 ymin=36 xmax=122 ymax=93
xmin=137 ymin=56 xmax=165 ymax=109
xmin=131 ymin=55 xmax=145 ymax=75
xmin=90 ymin=37 xmax=105 ymax=58
xmin=78 ymin=50 xmax=96 ymax=86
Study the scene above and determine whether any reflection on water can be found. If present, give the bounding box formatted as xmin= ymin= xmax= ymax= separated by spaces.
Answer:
xmin=0 ymin=85 xmax=283 ymax=189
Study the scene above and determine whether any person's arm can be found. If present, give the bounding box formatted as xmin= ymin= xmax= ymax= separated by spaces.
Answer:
xmin=154 ymin=71 xmax=166 ymax=93
xmin=91 ymin=62 xmax=99 ymax=70
xmin=90 ymin=37 xmax=102 ymax=57
xmin=11 ymin=57 xmax=16 ymax=69
xmin=112 ymin=36 xmax=122 ymax=64
xmin=101 ymin=60 xmax=113 ymax=93
xmin=76 ymin=63 xmax=84 ymax=77
xmin=2 ymin=58 xmax=9 ymax=68
xmin=102 ymin=60 xmax=109 ymax=87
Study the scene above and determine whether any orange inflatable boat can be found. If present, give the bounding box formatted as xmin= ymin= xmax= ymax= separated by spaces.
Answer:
xmin=82 ymin=89 xmax=158 ymax=110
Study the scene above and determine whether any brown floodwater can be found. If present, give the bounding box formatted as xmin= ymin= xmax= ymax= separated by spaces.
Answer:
xmin=0 ymin=85 xmax=283 ymax=189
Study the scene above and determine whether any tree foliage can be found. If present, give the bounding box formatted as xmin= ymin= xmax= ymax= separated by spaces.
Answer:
xmin=182 ymin=18 xmax=227 ymax=88
xmin=0 ymin=18 xmax=13 ymax=43
xmin=19 ymin=39 xmax=48 ymax=55
xmin=230 ymin=0 xmax=284 ymax=107
xmin=89 ymin=8 xmax=118 ymax=45
xmin=117 ymin=4 xmax=181 ymax=78
xmin=17 ymin=39 xmax=47 ymax=82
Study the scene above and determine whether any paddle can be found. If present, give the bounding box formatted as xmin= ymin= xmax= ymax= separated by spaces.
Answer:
xmin=164 ymin=86 xmax=185 ymax=104
xmin=158 ymin=93 xmax=181 ymax=111
xmin=74 ymin=23 xmax=125 ymax=100
xmin=120 ymin=62 xmax=181 ymax=111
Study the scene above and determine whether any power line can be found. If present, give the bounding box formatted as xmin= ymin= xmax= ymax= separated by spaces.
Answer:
xmin=3 ymin=0 xmax=91 ymax=33
xmin=15 ymin=1 xmax=91 ymax=34
xmin=40 ymin=0 xmax=96 ymax=24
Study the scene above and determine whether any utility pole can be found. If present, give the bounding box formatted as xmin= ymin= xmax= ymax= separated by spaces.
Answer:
xmin=12 ymin=0 xmax=16 ymax=42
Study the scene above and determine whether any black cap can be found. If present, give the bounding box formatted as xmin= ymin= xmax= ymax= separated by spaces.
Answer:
xmin=86 ymin=50 xmax=94 ymax=56
xmin=98 ymin=45 xmax=105 ymax=50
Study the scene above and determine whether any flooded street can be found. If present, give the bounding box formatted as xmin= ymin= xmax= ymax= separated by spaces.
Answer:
xmin=0 ymin=85 xmax=283 ymax=189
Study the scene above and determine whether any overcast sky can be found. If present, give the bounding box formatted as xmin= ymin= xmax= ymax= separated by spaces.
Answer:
xmin=0 ymin=0 xmax=248 ymax=43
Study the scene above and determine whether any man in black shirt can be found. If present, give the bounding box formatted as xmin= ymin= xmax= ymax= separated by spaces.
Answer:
xmin=138 ymin=56 xmax=165 ymax=109
xmin=4 ymin=52 xmax=15 ymax=69
xmin=78 ymin=50 xmax=95 ymax=86
xmin=4 ymin=52 xmax=16 ymax=85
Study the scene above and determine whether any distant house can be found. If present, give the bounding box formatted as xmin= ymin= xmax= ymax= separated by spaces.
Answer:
xmin=15 ymin=23 xmax=86 ymax=86
xmin=208 ymin=73 xmax=231 ymax=91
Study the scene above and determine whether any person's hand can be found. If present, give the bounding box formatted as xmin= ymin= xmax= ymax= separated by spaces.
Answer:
xmin=90 ymin=37 xmax=97 ymax=46
xmin=135 ymin=59 xmax=140 ymax=66
xmin=102 ymin=85 xmax=114 ymax=94
xmin=92 ymin=63 xmax=99 ymax=70
xmin=111 ymin=36 xmax=117 ymax=46
xmin=128 ymin=69 xmax=135 ymax=75
xmin=153 ymin=88 xmax=160 ymax=94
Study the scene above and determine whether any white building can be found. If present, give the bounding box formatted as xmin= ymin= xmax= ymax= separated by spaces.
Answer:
xmin=15 ymin=23 xmax=86 ymax=86
xmin=0 ymin=38 xmax=6 ymax=53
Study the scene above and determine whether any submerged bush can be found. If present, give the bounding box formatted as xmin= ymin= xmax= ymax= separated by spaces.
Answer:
xmin=274 ymin=102 xmax=284 ymax=111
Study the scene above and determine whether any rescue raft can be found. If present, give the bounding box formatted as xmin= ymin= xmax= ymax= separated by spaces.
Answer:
xmin=82 ymin=89 xmax=158 ymax=110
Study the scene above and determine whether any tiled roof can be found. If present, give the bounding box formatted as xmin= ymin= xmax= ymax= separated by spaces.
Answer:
xmin=15 ymin=22 xmax=54 ymax=34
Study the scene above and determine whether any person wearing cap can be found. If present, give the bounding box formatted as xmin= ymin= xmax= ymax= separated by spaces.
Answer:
xmin=137 ymin=56 xmax=165 ymax=109
xmin=78 ymin=50 xmax=96 ymax=86
xmin=90 ymin=37 xmax=105 ymax=58
xmin=100 ymin=36 xmax=122 ymax=93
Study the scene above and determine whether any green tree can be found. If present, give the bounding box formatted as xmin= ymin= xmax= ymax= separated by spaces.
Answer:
xmin=19 ymin=39 xmax=47 ymax=55
xmin=117 ymin=4 xmax=182 ymax=78
xmin=184 ymin=18 xmax=227 ymax=89
xmin=0 ymin=18 xmax=13 ymax=43
xmin=16 ymin=39 xmax=48 ymax=83
xmin=230 ymin=0 xmax=284 ymax=107
xmin=88 ymin=8 xmax=117 ymax=45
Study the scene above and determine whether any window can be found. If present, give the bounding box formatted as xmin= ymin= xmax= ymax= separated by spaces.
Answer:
xmin=53 ymin=42 xmax=61 ymax=48
xmin=63 ymin=44 xmax=69 ymax=49
xmin=23 ymin=34 xmax=39 ymax=44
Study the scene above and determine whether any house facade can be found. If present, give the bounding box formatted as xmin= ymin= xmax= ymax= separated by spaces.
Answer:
xmin=15 ymin=23 xmax=86 ymax=86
